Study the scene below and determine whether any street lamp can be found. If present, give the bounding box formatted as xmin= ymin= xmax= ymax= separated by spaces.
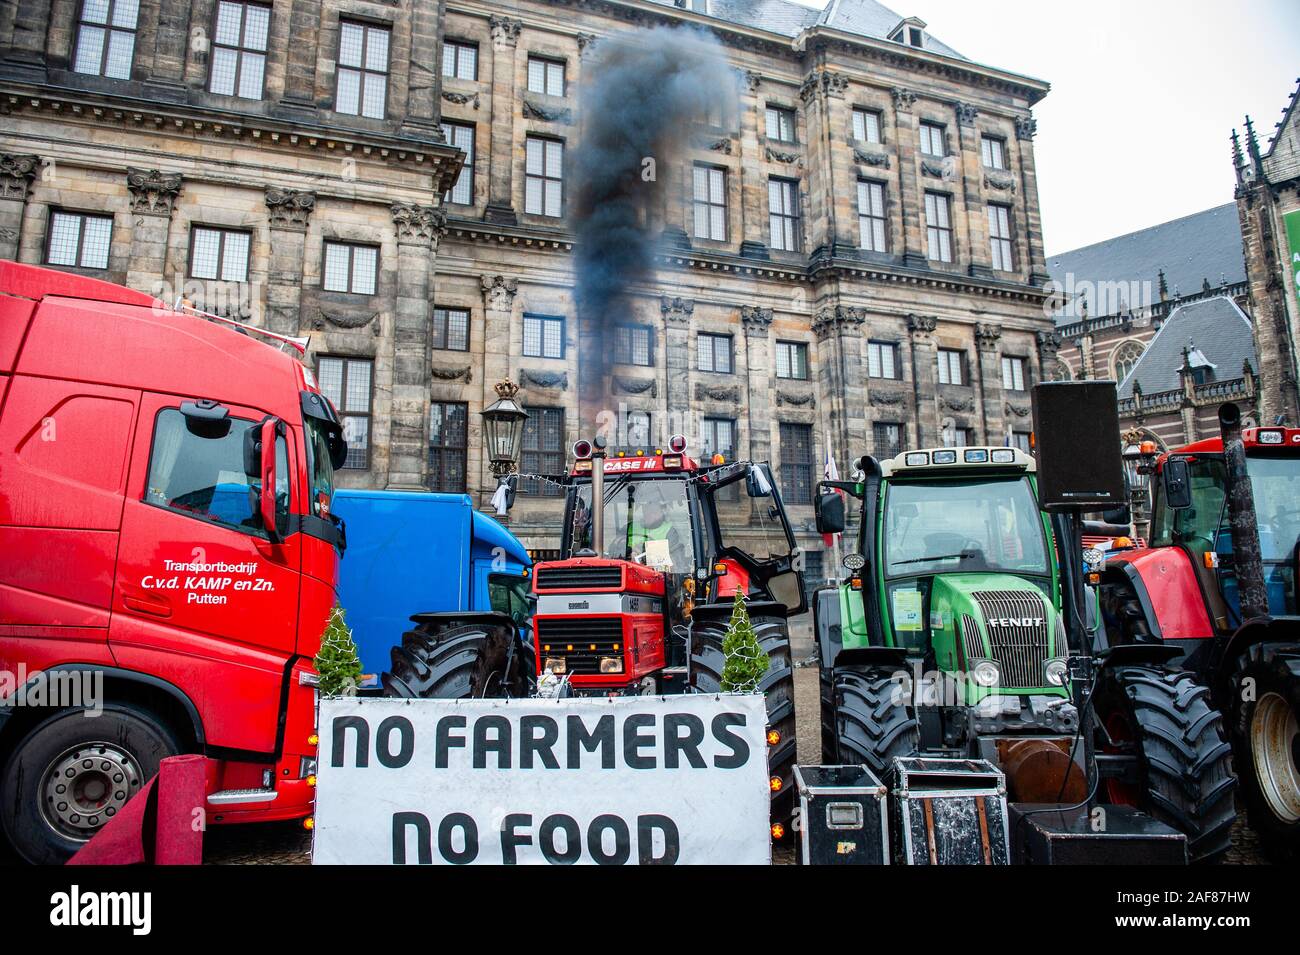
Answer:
xmin=480 ymin=378 xmax=528 ymax=479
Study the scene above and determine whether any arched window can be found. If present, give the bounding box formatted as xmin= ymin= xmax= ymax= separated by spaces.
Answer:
xmin=1112 ymin=340 xmax=1144 ymax=383
xmin=1049 ymin=359 xmax=1073 ymax=382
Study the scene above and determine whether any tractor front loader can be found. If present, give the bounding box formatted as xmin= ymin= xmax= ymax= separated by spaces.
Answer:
xmin=814 ymin=445 xmax=1236 ymax=862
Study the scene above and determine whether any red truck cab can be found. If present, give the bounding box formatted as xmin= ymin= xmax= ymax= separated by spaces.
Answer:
xmin=0 ymin=263 xmax=346 ymax=863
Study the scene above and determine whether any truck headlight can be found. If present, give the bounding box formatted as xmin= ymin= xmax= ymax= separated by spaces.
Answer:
xmin=599 ymin=656 xmax=624 ymax=674
xmin=972 ymin=659 xmax=1001 ymax=688
xmin=1044 ymin=658 xmax=1069 ymax=687
xmin=544 ymin=657 xmax=566 ymax=674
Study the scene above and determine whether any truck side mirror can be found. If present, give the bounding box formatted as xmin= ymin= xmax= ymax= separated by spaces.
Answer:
xmin=815 ymin=489 xmax=846 ymax=535
xmin=1162 ymin=458 xmax=1192 ymax=510
xmin=244 ymin=417 xmax=283 ymax=542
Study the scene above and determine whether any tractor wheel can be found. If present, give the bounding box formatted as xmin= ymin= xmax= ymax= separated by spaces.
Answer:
xmin=1095 ymin=666 xmax=1237 ymax=863
xmin=692 ymin=615 xmax=797 ymax=837
xmin=819 ymin=670 xmax=838 ymax=765
xmin=831 ymin=667 xmax=920 ymax=779
xmin=382 ymin=622 xmax=531 ymax=699
xmin=1229 ymin=644 xmax=1300 ymax=861
xmin=1100 ymin=584 xmax=1152 ymax=644
xmin=0 ymin=704 xmax=180 ymax=864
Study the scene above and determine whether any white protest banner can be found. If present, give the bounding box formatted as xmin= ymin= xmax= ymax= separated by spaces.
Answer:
xmin=312 ymin=693 xmax=770 ymax=865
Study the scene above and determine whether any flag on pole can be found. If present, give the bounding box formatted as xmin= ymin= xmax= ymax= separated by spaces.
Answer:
xmin=822 ymin=433 xmax=841 ymax=548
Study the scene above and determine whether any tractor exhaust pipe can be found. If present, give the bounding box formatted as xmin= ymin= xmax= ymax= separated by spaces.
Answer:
xmin=1218 ymin=403 xmax=1269 ymax=619
xmin=590 ymin=436 xmax=607 ymax=557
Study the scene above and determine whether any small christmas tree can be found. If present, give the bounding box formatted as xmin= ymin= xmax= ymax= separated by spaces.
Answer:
xmin=720 ymin=590 xmax=770 ymax=692
xmin=314 ymin=605 xmax=363 ymax=698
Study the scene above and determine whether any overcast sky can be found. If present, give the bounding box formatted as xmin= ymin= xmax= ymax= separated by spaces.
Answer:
xmin=793 ymin=0 xmax=1299 ymax=253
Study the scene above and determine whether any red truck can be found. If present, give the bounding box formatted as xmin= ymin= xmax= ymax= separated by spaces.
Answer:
xmin=0 ymin=262 xmax=347 ymax=862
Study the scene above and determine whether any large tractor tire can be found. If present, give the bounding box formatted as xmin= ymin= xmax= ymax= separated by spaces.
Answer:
xmin=0 ymin=704 xmax=180 ymax=864
xmin=829 ymin=667 xmax=920 ymax=779
xmin=691 ymin=614 xmax=797 ymax=836
xmin=819 ymin=670 xmax=838 ymax=765
xmin=1095 ymin=666 xmax=1237 ymax=863
xmin=1228 ymin=643 xmax=1300 ymax=861
xmin=382 ymin=622 xmax=531 ymax=699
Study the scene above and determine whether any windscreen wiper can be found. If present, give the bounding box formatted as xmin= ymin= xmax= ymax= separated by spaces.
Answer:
xmin=893 ymin=550 xmax=976 ymax=566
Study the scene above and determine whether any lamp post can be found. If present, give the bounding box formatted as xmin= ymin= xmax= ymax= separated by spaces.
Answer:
xmin=480 ymin=378 xmax=528 ymax=519
xmin=1121 ymin=428 xmax=1158 ymax=539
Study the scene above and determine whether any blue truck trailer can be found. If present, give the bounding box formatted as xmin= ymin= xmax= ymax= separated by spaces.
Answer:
xmin=332 ymin=489 xmax=533 ymax=675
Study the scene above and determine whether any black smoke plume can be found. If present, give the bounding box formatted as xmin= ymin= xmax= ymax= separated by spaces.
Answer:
xmin=570 ymin=27 xmax=735 ymax=422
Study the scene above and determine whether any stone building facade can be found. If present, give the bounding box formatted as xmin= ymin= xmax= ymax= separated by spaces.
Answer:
xmin=0 ymin=0 xmax=1057 ymax=562
xmin=1234 ymin=79 xmax=1300 ymax=427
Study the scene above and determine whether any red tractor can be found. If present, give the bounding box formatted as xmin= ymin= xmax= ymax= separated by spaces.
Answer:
xmin=1099 ymin=402 xmax=1300 ymax=857
xmin=382 ymin=435 xmax=807 ymax=837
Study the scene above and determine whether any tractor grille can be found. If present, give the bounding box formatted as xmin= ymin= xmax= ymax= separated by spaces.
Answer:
xmin=971 ymin=590 xmax=1050 ymax=689
xmin=535 ymin=617 xmax=624 ymax=675
xmin=535 ymin=565 xmax=623 ymax=592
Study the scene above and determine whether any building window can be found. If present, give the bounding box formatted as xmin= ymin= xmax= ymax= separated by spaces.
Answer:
xmin=527 ymin=56 xmax=564 ymax=96
xmin=988 ymin=204 xmax=1014 ymax=272
xmin=189 ymin=226 xmax=250 ymax=282
xmin=46 ymin=211 xmax=113 ymax=270
xmin=428 ymin=401 xmax=468 ymax=492
xmin=73 ymin=0 xmax=139 ymax=79
xmin=318 ymin=356 xmax=372 ymax=469
xmin=1001 ymin=356 xmax=1027 ymax=392
xmin=873 ymin=421 xmax=903 ymax=458
xmin=857 ymin=180 xmax=887 ymax=252
xmin=336 ymin=20 xmax=389 ymax=119
xmin=867 ymin=340 xmax=899 ymax=380
xmin=432 ymin=306 xmax=470 ymax=351
xmin=701 ymin=417 xmax=738 ymax=500
xmin=692 ymin=165 xmax=727 ymax=241
xmin=442 ymin=39 xmax=477 ymax=80
xmin=775 ymin=341 xmax=808 ymax=380
xmin=525 ymin=137 xmax=564 ymax=217
xmin=441 ymin=122 xmax=474 ymax=205
xmin=768 ymin=177 xmax=800 ymax=252
xmin=943 ymin=425 xmax=972 ymax=447
xmin=779 ymin=422 xmax=813 ymax=505
xmin=925 ymin=192 xmax=954 ymax=262
xmin=1050 ymin=359 xmax=1073 ymax=382
xmin=937 ymin=348 xmax=965 ymax=386
xmin=624 ymin=411 xmax=651 ymax=446
xmin=521 ymin=407 xmax=565 ymax=496
xmin=697 ymin=332 xmax=733 ymax=374
xmin=919 ymin=122 xmax=945 ymax=157
xmin=981 ymin=135 xmax=1007 ymax=170
xmin=523 ymin=314 xmax=565 ymax=359
xmin=613 ymin=324 xmax=653 ymax=366
xmin=852 ymin=108 xmax=882 ymax=144
xmin=1112 ymin=340 xmax=1144 ymax=383
xmin=1009 ymin=431 xmax=1031 ymax=452
xmin=764 ymin=105 xmax=796 ymax=142
xmin=322 ymin=241 xmax=377 ymax=295
xmin=209 ymin=2 xmax=270 ymax=100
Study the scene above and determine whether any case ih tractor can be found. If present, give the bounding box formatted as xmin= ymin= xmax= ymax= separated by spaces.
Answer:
xmin=0 ymin=263 xmax=348 ymax=862
xmin=814 ymin=445 xmax=1236 ymax=861
xmin=382 ymin=436 xmax=806 ymax=837
xmin=1100 ymin=402 xmax=1300 ymax=858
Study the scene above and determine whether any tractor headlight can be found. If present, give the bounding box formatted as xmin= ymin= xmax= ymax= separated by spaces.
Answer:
xmin=599 ymin=656 xmax=624 ymax=674
xmin=544 ymin=657 xmax=567 ymax=674
xmin=1044 ymin=658 xmax=1069 ymax=687
xmin=972 ymin=659 xmax=1001 ymax=688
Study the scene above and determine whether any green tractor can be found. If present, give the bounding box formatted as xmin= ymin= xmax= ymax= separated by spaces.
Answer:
xmin=813 ymin=445 xmax=1237 ymax=862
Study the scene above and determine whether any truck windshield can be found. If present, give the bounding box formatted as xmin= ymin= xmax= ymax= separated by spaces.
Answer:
xmin=570 ymin=477 xmax=696 ymax=571
xmin=883 ymin=477 xmax=1049 ymax=578
xmin=304 ymin=417 xmax=337 ymax=517
xmin=1247 ymin=456 xmax=1300 ymax=561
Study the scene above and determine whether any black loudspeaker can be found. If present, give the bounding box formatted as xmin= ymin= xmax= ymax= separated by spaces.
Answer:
xmin=1031 ymin=381 xmax=1125 ymax=511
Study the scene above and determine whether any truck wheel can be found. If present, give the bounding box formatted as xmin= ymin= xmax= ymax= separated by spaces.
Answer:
xmin=1095 ymin=666 xmax=1236 ymax=863
xmin=382 ymin=623 xmax=530 ymax=699
xmin=831 ymin=667 xmax=919 ymax=778
xmin=1230 ymin=644 xmax=1300 ymax=861
xmin=692 ymin=615 xmax=797 ymax=836
xmin=0 ymin=704 xmax=179 ymax=865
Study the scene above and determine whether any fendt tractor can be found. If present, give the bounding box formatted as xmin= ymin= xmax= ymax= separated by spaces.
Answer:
xmin=1100 ymin=402 xmax=1300 ymax=858
xmin=814 ymin=445 xmax=1237 ymax=862
xmin=382 ymin=436 xmax=806 ymax=836
xmin=0 ymin=262 xmax=348 ymax=863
